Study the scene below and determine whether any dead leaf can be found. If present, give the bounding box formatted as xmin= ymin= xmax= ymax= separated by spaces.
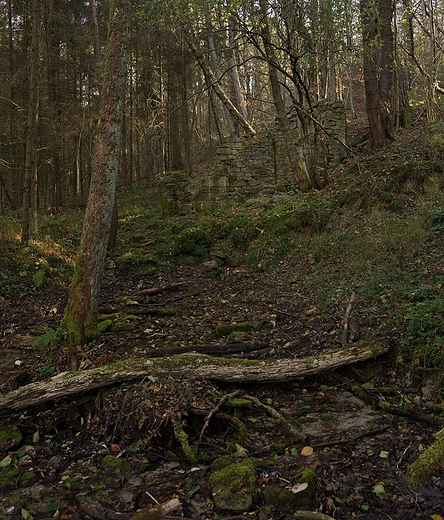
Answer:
xmin=291 ymin=482 xmax=308 ymax=493
xmin=301 ymin=446 xmax=314 ymax=457
xmin=308 ymin=459 xmax=322 ymax=469
xmin=110 ymin=444 xmax=121 ymax=453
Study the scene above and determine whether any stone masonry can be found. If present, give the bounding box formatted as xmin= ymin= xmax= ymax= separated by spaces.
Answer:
xmin=159 ymin=100 xmax=347 ymax=215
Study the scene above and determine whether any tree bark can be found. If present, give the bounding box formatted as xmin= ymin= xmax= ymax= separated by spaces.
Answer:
xmin=360 ymin=0 xmax=395 ymax=148
xmin=0 ymin=338 xmax=389 ymax=414
xmin=60 ymin=0 xmax=130 ymax=346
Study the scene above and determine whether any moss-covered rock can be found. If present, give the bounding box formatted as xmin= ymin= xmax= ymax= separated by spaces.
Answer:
xmin=98 ymin=319 xmax=113 ymax=332
xmin=211 ymin=455 xmax=236 ymax=473
xmin=0 ymin=426 xmax=22 ymax=451
xmin=262 ymin=467 xmax=317 ymax=512
xmin=209 ymin=458 xmax=256 ymax=512
xmin=216 ymin=322 xmax=252 ymax=337
xmin=111 ymin=315 xmax=140 ymax=332
xmin=101 ymin=455 xmax=123 ymax=469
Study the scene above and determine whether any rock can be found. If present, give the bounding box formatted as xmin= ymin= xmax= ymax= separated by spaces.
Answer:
xmin=262 ymin=467 xmax=317 ymax=513
xmin=209 ymin=458 xmax=256 ymax=512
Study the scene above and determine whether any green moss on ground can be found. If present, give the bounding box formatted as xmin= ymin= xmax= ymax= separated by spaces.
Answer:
xmin=101 ymin=455 xmax=123 ymax=469
xmin=209 ymin=458 xmax=256 ymax=512
xmin=216 ymin=322 xmax=252 ymax=336
xmin=0 ymin=426 xmax=22 ymax=451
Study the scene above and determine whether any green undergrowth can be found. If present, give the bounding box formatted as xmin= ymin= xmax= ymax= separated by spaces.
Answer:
xmin=2 ymin=124 xmax=444 ymax=383
xmin=0 ymin=213 xmax=79 ymax=299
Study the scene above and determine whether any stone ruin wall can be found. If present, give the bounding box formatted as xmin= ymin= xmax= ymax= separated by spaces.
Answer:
xmin=159 ymin=100 xmax=347 ymax=215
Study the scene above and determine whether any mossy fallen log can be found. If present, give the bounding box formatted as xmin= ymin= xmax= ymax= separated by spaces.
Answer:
xmin=0 ymin=337 xmax=389 ymax=415
xmin=406 ymin=427 xmax=444 ymax=487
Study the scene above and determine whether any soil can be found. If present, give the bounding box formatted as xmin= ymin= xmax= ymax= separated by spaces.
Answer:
xmin=1 ymin=263 xmax=444 ymax=519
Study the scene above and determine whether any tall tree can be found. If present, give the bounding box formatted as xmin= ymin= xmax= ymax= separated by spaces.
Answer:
xmin=21 ymin=0 xmax=42 ymax=244
xmin=60 ymin=0 xmax=130 ymax=351
xmin=360 ymin=0 xmax=395 ymax=148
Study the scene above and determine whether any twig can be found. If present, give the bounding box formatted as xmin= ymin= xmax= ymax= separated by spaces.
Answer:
xmin=198 ymin=390 xmax=242 ymax=446
xmin=312 ymin=425 xmax=389 ymax=449
xmin=145 ymin=491 xmax=159 ymax=505
xmin=77 ymin=499 xmax=131 ymax=520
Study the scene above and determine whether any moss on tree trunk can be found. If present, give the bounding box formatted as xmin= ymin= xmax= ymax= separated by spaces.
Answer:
xmin=59 ymin=0 xmax=130 ymax=347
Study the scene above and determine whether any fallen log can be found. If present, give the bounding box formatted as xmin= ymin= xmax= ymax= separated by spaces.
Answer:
xmin=0 ymin=338 xmax=389 ymax=415
xmin=145 ymin=341 xmax=270 ymax=358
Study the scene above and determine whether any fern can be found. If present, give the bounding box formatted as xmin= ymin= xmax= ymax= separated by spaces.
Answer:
xmin=32 ymin=327 xmax=57 ymax=349
xmin=32 ymin=267 xmax=46 ymax=287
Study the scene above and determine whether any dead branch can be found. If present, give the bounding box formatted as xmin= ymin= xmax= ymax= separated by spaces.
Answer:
xmin=312 ymin=425 xmax=389 ymax=449
xmin=341 ymin=291 xmax=359 ymax=345
xmin=244 ymin=394 xmax=305 ymax=443
xmin=130 ymin=498 xmax=182 ymax=520
xmin=198 ymin=390 xmax=242 ymax=446
xmin=0 ymin=338 xmax=390 ymax=415
xmin=132 ymin=283 xmax=188 ymax=296
xmin=294 ymin=512 xmax=336 ymax=520
xmin=351 ymin=386 xmax=444 ymax=426
xmin=146 ymin=342 xmax=269 ymax=358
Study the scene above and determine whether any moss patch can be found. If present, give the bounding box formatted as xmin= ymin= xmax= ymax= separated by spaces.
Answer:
xmin=216 ymin=322 xmax=252 ymax=337
xmin=0 ymin=426 xmax=22 ymax=451
xmin=406 ymin=427 xmax=444 ymax=487
xmin=0 ymin=466 xmax=19 ymax=490
xmin=101 ymin=455 xmax=123 ymax=469
xmin=262 ymin=467 xmax=317 ymax=512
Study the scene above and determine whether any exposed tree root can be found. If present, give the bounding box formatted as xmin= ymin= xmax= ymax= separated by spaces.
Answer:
xmin=243 ymin=394 xmax=305 ymax=443
xmin=351 ymin=385 xmax=444 ymax=426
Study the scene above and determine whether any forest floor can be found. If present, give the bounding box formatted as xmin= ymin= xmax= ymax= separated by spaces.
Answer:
xmin=2 ymin=123 xmax=444 ymax=519
xmin=1 ymin=259 xmax=444 ymax=519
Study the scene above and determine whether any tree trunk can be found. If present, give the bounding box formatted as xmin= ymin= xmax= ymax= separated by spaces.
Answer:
xmin=60 ymin=0 xmax=130 ymax=346
xmin=360 ymin=0 xmax=395 ymax=148
xmin=228 ymin=16 xmax=248 ymax=121
xmin=21 ymin=0 xmax=41 ymax=244
xmin=184 ymin=29 xmax=256 ymax=136
xmin=206 ymin=9 xmax=236 ymax=136
xmin=0 ymin=338 xmax=389 ymax=414
xmin=258 ymin=0 xmax=317 ymax=191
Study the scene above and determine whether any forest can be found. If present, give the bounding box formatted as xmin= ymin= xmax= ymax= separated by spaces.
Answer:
xmin=1 ymin=0 xmax=444 ymax=519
